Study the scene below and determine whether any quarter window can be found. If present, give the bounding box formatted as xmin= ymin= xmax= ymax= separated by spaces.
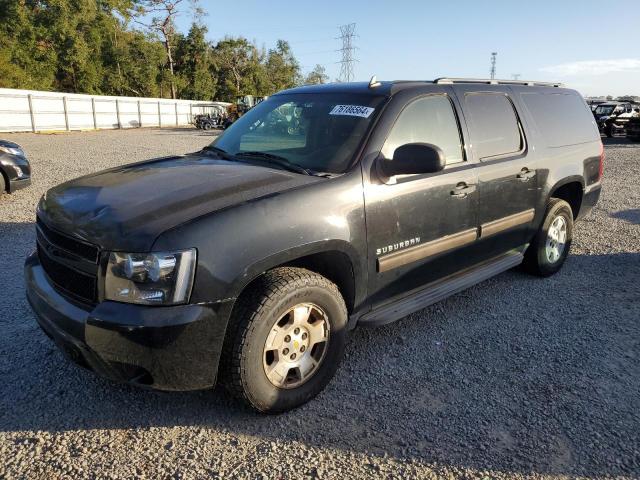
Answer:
xmin=381 ymin=95 xmax=464 ymax=165
xmin=464 ymin=93 xmax=523 ymax=159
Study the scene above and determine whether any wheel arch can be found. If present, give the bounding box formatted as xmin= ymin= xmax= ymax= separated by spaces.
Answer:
xmin=548 ymin=177 xmax=584 ymax=219
xmin=0 ymin=166 xmax=9 ymax=193
xmin=228 ymin=241 xmax=361 ymax=316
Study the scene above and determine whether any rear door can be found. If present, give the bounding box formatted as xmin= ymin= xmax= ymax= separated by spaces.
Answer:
xmin=453 ymin=87 xmax=538 ymax=259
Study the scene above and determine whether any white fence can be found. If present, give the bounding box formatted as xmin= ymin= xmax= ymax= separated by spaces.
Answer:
xmin=0 ymin=88 xmax=230 ymax=133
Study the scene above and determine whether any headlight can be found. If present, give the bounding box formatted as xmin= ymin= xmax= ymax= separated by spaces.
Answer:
xmin=104 ymin=249 xmax=197 ymax=305
xmin=0 ymin=145 xmax=25 ymax=157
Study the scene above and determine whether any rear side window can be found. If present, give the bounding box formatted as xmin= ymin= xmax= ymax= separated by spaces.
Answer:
xmin=464 ymin=93 xmax=523 ymax=159
xmin=381 ymin=95 xmax=464 ymax=165
xmin=521 ymin=93 xmax=598 ymax=147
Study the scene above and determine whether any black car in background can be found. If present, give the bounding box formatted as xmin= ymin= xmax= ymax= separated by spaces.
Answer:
xmin=0 ymin=140 xmax=31 ymax=194
xmin=593 ymin=101 xmax=640 ymax=137
xmin=627 ymin=116 xmax=640 ymax=142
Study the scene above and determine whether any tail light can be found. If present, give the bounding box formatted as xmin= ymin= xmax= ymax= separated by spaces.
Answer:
xmin=598 ymin=141 xmax=605 ymax=180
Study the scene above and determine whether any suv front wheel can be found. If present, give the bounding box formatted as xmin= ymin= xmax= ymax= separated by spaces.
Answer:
xmin=523 ymin=198 xmax=574 ymax=277
xmin=221 ymin=267 xmax=348 ymax=413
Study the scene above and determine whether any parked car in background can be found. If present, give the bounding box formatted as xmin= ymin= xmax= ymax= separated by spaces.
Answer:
xmin=26 ymin=78 xmax=602 ymax=413
xmin=0 ymin=140 xmax=31 ymax=194
xmin=626 ymin=116 xmax=640 ymax=142
xmin=194 ymin=104 xmax=228 ymax=130
xmin=593 ymin=101 xmax=640 ymax=137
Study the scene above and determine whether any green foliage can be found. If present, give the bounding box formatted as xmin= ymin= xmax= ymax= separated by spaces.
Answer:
xmin=0 ymin=0 xmax=310 ymax=101
xmin=304 ymin=64 xmax=329 ymax=85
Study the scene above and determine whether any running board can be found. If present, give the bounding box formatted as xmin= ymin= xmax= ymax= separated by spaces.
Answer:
xmin=358 ymin=251 xmax=524 ymax=327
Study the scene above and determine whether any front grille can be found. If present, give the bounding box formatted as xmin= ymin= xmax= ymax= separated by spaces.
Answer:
xmin=36 ymin=217 xmax=99 ymax=263
xmin=36 ymin=217 xmax=99 ymax=303
xmin=37 ymin=245 xmax=97 ymax=302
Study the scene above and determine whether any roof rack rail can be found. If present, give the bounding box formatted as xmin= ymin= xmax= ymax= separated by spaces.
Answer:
xmin=434 ymin=78 xmax=563 ymax=88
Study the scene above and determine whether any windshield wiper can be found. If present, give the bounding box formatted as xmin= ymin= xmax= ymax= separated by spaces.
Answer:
xmin=202 ymin=145 xmax=235 ymax=160
xmin=234 ymin=151 xmax=312 ymax=175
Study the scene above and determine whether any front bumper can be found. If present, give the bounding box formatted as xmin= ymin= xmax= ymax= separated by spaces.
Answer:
xmin=9 ymin=177 xmax=31 ymax=192
xmin=1 ymin=153 xmax=31 ymax=192
xmin=25 ymin=253 xmax=233 ymax=391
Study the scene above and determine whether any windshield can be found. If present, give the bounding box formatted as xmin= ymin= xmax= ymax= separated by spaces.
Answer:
xmin=595 ymin=105 xmax=615 ymax=115
xmin=210 ymin=93 xmax=386 ymax=174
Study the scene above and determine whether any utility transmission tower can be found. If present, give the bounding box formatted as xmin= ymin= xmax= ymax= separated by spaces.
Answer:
xmin=490 ymin=52 xmax=497 ymax=79
xmin=512 ymin=73 xmax=521 ymax=80
xmin=338 ymin=23 xmax=357 ymax=82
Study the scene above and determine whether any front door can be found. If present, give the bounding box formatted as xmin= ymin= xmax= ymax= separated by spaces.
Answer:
xmin=363 ymin=93 xmax=481 ymax=307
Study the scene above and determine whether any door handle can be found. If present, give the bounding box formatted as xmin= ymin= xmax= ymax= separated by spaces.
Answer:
xmin=450 ymin=182 xmax=476 ymax=198
xmin=517 ymin=168 xmax=536 ymax=182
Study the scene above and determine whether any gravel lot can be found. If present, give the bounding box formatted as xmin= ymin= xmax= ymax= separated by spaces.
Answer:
xmin=0 ymin=128 xmax=638 ymax=479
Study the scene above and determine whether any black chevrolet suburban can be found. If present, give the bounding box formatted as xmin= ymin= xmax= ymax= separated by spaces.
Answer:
xmin=26 ymin=78 xmax=603 ymax=413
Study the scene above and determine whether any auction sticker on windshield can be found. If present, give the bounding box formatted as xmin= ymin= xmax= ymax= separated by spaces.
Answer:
xmin=329 ymin=105 xmax=375 ymax=118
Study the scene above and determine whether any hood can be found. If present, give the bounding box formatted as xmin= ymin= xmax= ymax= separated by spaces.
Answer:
xmin=38 ymin=154 xmax=323 ymax=251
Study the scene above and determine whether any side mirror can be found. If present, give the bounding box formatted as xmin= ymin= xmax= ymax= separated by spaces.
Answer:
xmin=378 ymin=143 xmax=446 ymax=178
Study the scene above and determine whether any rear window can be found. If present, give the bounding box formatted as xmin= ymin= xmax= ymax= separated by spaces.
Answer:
xmin=464 ymin=93 xmax=523 ymax=159
xmin=521 ymin=92 xmax=597 ymax=147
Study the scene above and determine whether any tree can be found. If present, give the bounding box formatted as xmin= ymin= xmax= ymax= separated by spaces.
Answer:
xmin=0 ymin=1 xmax=305 ymax=101
xmin=265 ymin=40 xmax=300 ymax=92
xmin=176 ymin=23 xmax=216 ymax=100
xmin=0 ymin=0 xmax=58 ymax=90
xmin=133 ymin=0 xmax=197 ymax=99
xmin=304 ymin=64 xmax=328 ymax=85
xmin=213 ymin=37 xmax=263 ymax=100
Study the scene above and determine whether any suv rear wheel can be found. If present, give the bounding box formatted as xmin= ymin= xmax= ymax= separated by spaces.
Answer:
xmin=523 ymin=198 xmax=574 ymax=277
xmin=221 ymin=267 xmax=348 ymax=413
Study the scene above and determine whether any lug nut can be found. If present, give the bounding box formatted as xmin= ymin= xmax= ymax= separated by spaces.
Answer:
xmin=301 ymin=333 xmax=307 ymax=340
xmin=283 ymin=348 xmax=289 ymax=355
xmin=284 ymin=335 xmax=291 ymax=342
xmin=290 ymin=353 xmax=297 ymax=360
xmin=300 ymin=346 xmax=306 ymax=353
xmin=294 ymin=328 xmax=300 ymax=335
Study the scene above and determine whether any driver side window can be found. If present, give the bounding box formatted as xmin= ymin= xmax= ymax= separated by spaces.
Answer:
xmin=381 ymin=95 xmax=464 ymax=164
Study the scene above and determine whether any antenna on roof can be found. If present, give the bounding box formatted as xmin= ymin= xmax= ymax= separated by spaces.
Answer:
xmin=369 ymin=75 xmax=381 ymax=89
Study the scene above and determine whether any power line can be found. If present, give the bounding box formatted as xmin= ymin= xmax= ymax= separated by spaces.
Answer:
xmin=490 ymin=52 xmax=497 ymax=79
xmin=337 ymin=23 xmax=357 ymax=82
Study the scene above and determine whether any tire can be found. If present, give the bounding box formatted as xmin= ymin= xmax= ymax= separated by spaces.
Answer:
xmin=202 ymin=122 xmax=212 ymax=131
xmin=606 ymin=124 xmax=615 ymax=138
xmin=0 ymin=170 xmax=7 ymax=194
xmin=220 ymin=267 xmax=348 ymax=413
xmin=523 ymin=198 xmax=574 ymax=277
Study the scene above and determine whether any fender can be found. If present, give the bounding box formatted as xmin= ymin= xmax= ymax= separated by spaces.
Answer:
xmin=545 ymin=174 xmax=585 ymax=200
xmin=225 ymin=238 xmax=363 ymax=306
xmin=152 ymin=171 xmax=368 ymax=307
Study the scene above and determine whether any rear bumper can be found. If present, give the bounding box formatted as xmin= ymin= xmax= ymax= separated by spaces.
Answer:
xmin=577 ymin=183 xmax=601 ymax=221
xmin=25 ymin=253 xmax=233 ymax=391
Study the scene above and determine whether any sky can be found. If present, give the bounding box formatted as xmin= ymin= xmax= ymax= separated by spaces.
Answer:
xmin=170 ymin=0 xmax=640 ymax=97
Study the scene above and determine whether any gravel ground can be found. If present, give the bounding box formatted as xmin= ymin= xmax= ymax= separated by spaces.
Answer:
xmin=0 ymin=128 xmax=638 ymax=479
